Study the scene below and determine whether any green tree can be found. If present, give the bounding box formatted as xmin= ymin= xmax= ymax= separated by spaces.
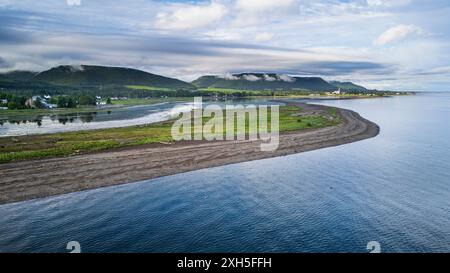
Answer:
xmin=7 ymin=101 xmax=20 ymax=110
xmin=67 ymin=97 xmax=76 ymax=108
xmin=57 ymin=96 xmax=68 ymax=108
xmin=78 ymin=95 xmax=96 ymax=106
xmin=7 ymin=95 xmax=27 ymax=109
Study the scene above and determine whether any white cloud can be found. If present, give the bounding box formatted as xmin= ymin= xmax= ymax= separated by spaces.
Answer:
xmin=255 ymin=32 xmax=274 ymax=42
xmin=366 ymin=0 xmax=411 ymax=8
xmin=156 ymin=2 xmax=227 ymax=30
xmin=374 ymin=24 xmax=423 ymax=46
xmin=263 ymin=74 xmax=277 ymax=81
xmin=236 ymin=0 xmax=295 ymax=14
xmin=234 ymin=0 xmax=297 ymax=25
xmin=66 ymin=0 xmax=81 ymax=6
xmin=278 ymin=74 xmax=296 ymax=82
xmin=69 ymin=64 xmax=85 ymax=71
xmin=217 ymin=73 xmax=240 ymax=80
xmin=243 ymin=74 xmax=261 ymax=81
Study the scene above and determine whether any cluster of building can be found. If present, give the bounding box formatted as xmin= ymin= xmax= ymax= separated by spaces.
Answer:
xmin=0 ymin=94 xmax=124 ymax=110
xmin=26 ymin=95 xmax=57 ymax=109
xmin=96 ymin=96 xmax=128 ymax=106
xmin=109 ymin=96 xmax=128 ymax=101
xmin=325 ymin=88 xmax=344 ymax=96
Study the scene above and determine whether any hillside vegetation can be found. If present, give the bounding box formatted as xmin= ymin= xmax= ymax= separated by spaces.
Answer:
xmin=34 ymin=65 xmax=194 ymax=89
xmin=192 ymin=73 xmax=337 ymax=91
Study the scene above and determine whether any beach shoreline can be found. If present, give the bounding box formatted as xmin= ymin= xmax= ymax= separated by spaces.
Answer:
xmin=0 ymin=102 xmax=380 ymax=205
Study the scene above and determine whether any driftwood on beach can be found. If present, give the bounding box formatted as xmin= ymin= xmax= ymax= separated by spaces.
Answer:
xmin=0 ymin=103 xmax=380 ymax=204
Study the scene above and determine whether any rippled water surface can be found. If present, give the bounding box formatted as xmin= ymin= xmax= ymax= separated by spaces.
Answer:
xmin=0 ymin=93 xmax=449 ymax=253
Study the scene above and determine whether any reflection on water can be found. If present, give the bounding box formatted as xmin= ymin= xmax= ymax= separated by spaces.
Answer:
xmin=0 ymin=102 xmax=183 ymax=136
xmin=0 ymin=112 xmax=106 ymax=127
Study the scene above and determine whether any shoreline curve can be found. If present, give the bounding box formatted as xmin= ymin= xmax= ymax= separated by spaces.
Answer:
xmin=0 ymin=102 xmax=380 ymax=205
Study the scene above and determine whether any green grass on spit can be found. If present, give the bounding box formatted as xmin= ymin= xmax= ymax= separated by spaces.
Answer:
xmin=0 ymin=106 xmax=341 ymax=163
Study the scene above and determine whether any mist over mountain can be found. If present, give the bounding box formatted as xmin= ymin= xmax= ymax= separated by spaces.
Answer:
xmin=192 ymin=73 xmax=339 ymax=91
xmin=0 ymin=66 xmax=373 ymax=95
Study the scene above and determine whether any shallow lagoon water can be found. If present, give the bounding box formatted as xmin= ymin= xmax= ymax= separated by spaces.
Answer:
xmin=0 ymin=102 xmax=183 ymax=136
xmin=0 ymin=93 xmax=449 ymax=253
xmin=0 ymin=98 xmax=282 ymax=137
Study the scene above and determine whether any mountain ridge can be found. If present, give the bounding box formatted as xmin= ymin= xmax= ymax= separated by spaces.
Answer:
xmin=1 ymin=66 xmax=372 ymax=93
xmin=1 ymin=71 xmax=38 ymax=82
xmin=330 ymin=81 xmax=368 ymax=92
xmin=33 ymin=65 xmax=194 ymax=89
xmin=192 ymin=73 xmax=338 ymax=91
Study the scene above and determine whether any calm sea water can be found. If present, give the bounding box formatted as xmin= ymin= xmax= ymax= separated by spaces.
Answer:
xmin=0 ymin=93 xmax=449 ymax=253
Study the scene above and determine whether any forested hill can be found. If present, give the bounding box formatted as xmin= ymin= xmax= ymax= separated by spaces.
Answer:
xmin=33 ymin=65 xmax=194 ymax=89
xmin=192 ymin=73 xmax=337 ymax=91
xmin=329 ymin=81 xmax=368 ymax=92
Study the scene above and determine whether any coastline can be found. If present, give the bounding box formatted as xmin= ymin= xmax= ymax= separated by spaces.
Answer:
xmin=0 ymin=103 xmax=380 ymax=205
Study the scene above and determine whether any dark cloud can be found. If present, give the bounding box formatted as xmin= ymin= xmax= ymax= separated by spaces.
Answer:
xmin=40 ymin=51 xmax=92 ymax=60
xmin=414 ymin=68 xmax=450 ymax=76
xmin=0 ymin=28 xmax=35 ymax=45
xmin=224 ymin=61 xmax=395 ymax=77
xmin=0 ymin=8 xmax=133 ymax=38
xmin=292 ymin=61 xmax=394 ymax=76
xmin=74 ymin=34 xmax=300 ymax=57
xmin=0 ymin=9 xmax=35 ymax=29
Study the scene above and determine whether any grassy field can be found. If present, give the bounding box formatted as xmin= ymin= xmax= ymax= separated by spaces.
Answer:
xmin=110 ymin=97 xmax=190 ymax=106
xmin=198 ymin=87 xmax=393 ymax=98
xmin=0 ymin=106 xmax=341 ymax=163
xmin=125 ymin=85 xmax=175 ymax=92
xmin=199 ymin=88 xmax=273 ymax=95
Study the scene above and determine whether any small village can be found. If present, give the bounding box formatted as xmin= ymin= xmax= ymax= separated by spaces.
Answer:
xmin=0 ymin=93 xmax=122 ymax=111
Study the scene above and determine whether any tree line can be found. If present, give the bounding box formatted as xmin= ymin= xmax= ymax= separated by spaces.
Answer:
xmin=0 ymin=93 xmax=98 ymax=110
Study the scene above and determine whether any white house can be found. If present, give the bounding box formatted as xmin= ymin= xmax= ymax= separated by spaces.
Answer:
xmin=332 ymin=88 xmax=341 ymax=95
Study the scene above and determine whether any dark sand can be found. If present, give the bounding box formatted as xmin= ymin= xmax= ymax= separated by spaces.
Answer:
xmin=0 ymin=103 xmax=379 ymax=204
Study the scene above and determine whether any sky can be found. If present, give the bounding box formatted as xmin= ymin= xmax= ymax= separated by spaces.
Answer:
xmin=0 ymin=0 xmax=449 ymax=91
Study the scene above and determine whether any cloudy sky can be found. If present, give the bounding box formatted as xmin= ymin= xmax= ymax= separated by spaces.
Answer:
xmin=0 ymin=0 xmax=449 ymax=91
